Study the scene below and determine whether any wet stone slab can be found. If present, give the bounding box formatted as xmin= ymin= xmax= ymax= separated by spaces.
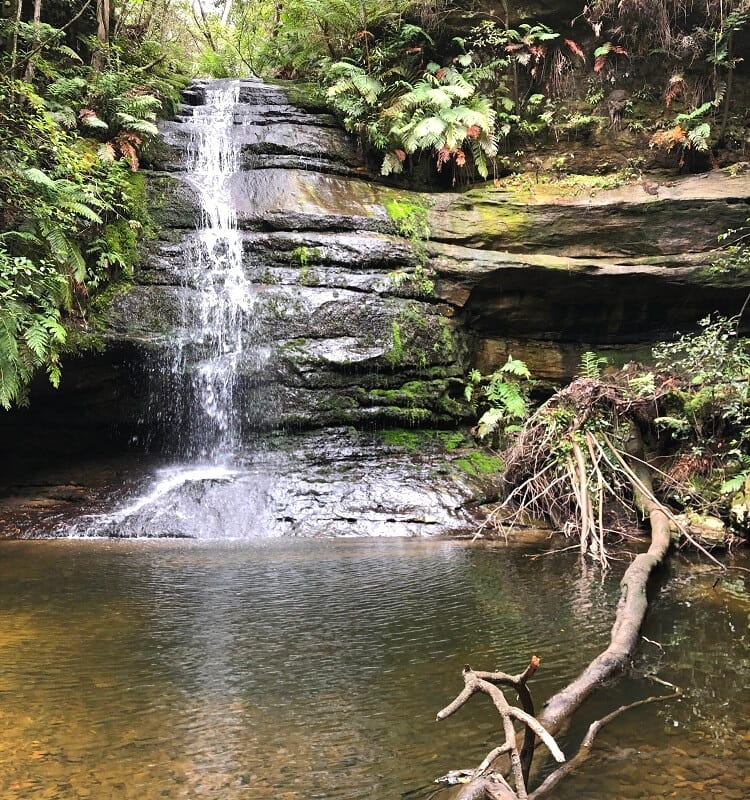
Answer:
xmin=1 ymin=429 xmax=497 ymax=539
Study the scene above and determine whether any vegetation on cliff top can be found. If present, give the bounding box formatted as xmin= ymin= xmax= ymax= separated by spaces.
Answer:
xmin=193 ymin=0 xmax=749 ymax=180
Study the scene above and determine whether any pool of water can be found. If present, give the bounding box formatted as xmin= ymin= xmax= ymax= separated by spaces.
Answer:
xmin=0 ymin=538 xmax=746 ymax=800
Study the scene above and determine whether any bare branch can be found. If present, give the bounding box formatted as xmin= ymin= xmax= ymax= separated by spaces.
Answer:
xmin=436 ymin=664 xmax=564 ymax=799
xmin=529 ymin=691 xmax=681 ymax=800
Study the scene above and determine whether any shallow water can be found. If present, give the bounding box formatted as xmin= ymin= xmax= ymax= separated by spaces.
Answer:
xmin=0 ymin=538 xmax=746 ymax=800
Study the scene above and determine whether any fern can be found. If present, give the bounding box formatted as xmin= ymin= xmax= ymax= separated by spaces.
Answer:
xmin=486 ymin=377 xmax=527 ymax=420
xmin=721 ymin=472 xmax=749 ymax=494
xmin=468 ymin=356 xmax=533 ymax=442
xmin=500 ymin=355 xmax=531 ymax=378
xmin=24 ymin=321 xmax=50 ymax=360
xmin=381 ymin=151 xmax=404 ymax=175
xmin=22 ymin=168 xmax=58 ymax=190
xmin=79 ymin=111 xmax=109 ymax=130
xmin=477 ymin=407 xmax=504 ymax=439
xmin=578 ymin=351 xmax=608 ymax=379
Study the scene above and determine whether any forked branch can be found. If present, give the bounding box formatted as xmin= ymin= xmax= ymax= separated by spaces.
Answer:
xmin=436 ymin=660 xmax=564 ymax=800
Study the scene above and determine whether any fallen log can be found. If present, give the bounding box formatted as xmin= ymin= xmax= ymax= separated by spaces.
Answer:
xmin=436 ymin=659 xmax=565 ymax=800
xmin=436 ymin=427 xmax=681 ymax=799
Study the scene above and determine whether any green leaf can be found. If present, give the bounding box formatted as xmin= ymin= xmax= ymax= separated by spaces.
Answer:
xmin=477 ymin=407 xmax=503 ymax=439
xmin=21 ymin=167 xmax=57 ymax=189
xmin=720 ymin=473 xmax=748 ymax=494
xmin=500 ymin=355 xmax=531 ymax=378
xmin=80 ymin=113 xmax=109 ymax=130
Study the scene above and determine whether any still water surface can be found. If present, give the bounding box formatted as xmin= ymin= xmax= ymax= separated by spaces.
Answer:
xmin=0 ymin=539 xmax=746 ymax=800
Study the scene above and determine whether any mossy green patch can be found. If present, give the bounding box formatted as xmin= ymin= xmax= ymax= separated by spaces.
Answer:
xmin=379 ymin=427 xmax=474 ymax=453
xmin=438 ymin=431 xmax=467 ymax=451
xmin=384 ymin=303 xmax=458 ymax=369
xmin=380 ymin=428 xmax=426 ymax=450
xmin=386 ymin=320 xmax=405 ymax=366
xmin=454 ymin=450 xmax=504 ymax=475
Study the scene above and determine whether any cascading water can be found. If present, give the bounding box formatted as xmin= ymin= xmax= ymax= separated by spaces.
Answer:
xmin=173 ymin=79 xmax=254 ymax=460
xmin=61 ymin=78 xmax=480 ymax=540
xmin=69 ymin=80 xmax=272 ymax=537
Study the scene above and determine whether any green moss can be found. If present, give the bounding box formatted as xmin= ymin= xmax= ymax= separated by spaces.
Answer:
xmin=385 ymin=303 xmax=439 ymax=368
xmin=385 ymin=197 xmax=430 ymax=234
xmin=277 ymin=81 xmax=327 ymax=111
xmin=59 ymin=326 xmax=105 ymax=356
xmin=454 ymin=450 xmax=504 ymax=476
xmin=438 ymin=431 xmax=467 ymax=451
xmin=291 ymin=245 xmax=322 ymax=266
xmin=369 ymin=379 xmax=435 ymax=406
xmin=386 ymin=320 xmax=404 ymax=366
xmin=380 ymin=428 xmax=425 ymax=450
xmin=434 ymin=318 xmax=457 ymax=361
xmin=384 ymin=406 xmax=432 ymax=425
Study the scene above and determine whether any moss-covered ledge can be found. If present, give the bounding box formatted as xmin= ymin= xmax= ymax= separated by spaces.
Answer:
xmin=428 ymin=169 xmax=750 ymax=256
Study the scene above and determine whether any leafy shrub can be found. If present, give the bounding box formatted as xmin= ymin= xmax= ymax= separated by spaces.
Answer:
xmin=328 ymin=60 xmax=498 ymax=179
xmin=0 ymin=76 xmax=155 ymax=406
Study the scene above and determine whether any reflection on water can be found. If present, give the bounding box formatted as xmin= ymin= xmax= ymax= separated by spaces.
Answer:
xmin=0 ymin=539 xmax=746 ymax=799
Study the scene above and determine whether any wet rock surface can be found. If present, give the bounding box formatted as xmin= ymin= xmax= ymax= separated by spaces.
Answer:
xmin=0 ymin=429 xmax=497 ymax=539
xmin=158 ymin=78 xmax=366 ymax=178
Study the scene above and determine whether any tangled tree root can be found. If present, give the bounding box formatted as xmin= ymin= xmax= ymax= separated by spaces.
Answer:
xmin=435 ymin=380 xmax=704 ymax=799
xmin=484 ymin=377 xmax=727 ymax=566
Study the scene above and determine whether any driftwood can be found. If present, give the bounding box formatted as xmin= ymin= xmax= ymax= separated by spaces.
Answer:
xmin=435 ymin=426 xmax=681 ymax=800
xmin=436 ymin=658 xmax=564 ymax=800
xmin=529 ymin=691 xmax=681 ymax=799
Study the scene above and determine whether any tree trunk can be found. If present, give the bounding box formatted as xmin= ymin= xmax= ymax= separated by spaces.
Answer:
xmin=23 ymin=0 xmax=43 ymax=82
xmin=92 ymin=0 xmax=110 ymax=70
xmin=221 ymin=0 xmax=232 ymax=27
xmin=192 ymin=0 xmax=217 ymax=51
xmin=9 ymin=0 xmax=24 ymax=80
xmin=717 ymin=28 xmax=734 ymax=146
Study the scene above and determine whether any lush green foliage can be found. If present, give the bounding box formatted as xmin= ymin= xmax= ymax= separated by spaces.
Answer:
xmin=712 ymin=215 xmax=750 ymax=275
xmin=654 ymin=315 xmax=750 ymax=459
xmin=590 ymin=1 xmax=750 ymax=162
xmin=184 ymin=0 xmax=750 ymax=178
xmin=328 ymin=60 xmax=498 ymax=179
xmin=465 ymin=356 xmax=532 ymax=444
xmin=0 ymin=7 xmax=188 ymax=407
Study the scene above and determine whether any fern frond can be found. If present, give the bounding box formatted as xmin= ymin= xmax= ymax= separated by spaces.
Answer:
xmin=500 ymin=356 xmax=531 ymax=378
xmin=24 ymin=321 xmax=50 ymax=362
xmin=381 ymin=151 xmax=405 ymax=176
xmin=60 ymin=201 xmax=104 ymax=224
xmin=22 ymin=168 xmax=57 ymax=190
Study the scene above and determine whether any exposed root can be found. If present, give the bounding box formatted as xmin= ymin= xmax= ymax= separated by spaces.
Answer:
xmin=485 ymin=375 xmax=734 ymax=566
xmin=487 ymin=378 xmax=662 ymax=565
xmin=528 ymin=691 xmax=681 ymax=800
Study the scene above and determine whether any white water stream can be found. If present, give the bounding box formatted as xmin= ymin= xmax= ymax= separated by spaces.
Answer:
xmin=177 ymin=79 xmax=254 ymax=459
xmin=70 ymin=81 xmax=265 ymax=535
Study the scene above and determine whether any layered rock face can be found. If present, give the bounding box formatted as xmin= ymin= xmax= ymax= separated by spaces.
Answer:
xmin=6 ymin=79 xmax=750 ymax=455
xmin=112 ymin=79 xmax=470 ymax=437
xmin=428 ymin=171 xmax=750 ymax=378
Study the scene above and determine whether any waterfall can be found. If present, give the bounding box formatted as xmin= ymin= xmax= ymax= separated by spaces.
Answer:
xmin=172 ymin=79 xmax=255 ymax=460
xmin=67 ymin=81 xmax=268 ymax=537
